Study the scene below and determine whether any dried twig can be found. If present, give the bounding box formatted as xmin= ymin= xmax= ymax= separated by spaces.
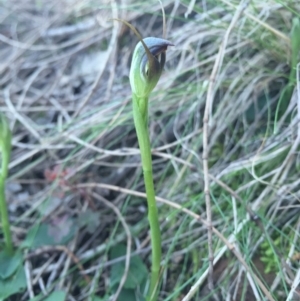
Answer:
xmin=24 ymin=257 xmax=34 ymax=299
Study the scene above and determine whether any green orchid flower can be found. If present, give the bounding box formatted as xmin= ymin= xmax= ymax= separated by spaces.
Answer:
xmin=113 ymin=18 xmax=173 ymax=301
xmin=130 ymin=37 xmax=173 ymax=99
xmin=130 ymin=37 xmax=172 ymax=301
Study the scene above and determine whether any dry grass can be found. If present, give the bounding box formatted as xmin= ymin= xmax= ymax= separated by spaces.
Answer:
xmin=0 ymin=0 xmax=300 ymax=300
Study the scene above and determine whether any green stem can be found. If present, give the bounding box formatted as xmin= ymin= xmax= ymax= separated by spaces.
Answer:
xmin=0 ymin=142 xmax=13 ymax=254
xmin=132 ymin=94 xmax=161 ymax=301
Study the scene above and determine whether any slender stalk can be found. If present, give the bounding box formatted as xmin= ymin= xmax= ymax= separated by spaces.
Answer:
xmin=132 ymin=94 xmax=161 ymax=301
xmin=0 ymin=116 xmax=13 ymax=254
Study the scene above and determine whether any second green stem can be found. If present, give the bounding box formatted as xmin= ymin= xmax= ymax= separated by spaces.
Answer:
xmin=0 ymin=117 xmax=13 ymax=255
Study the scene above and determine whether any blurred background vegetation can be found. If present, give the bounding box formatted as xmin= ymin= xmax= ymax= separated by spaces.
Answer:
xmin=0 ymin=0 xmax=299 ymax=300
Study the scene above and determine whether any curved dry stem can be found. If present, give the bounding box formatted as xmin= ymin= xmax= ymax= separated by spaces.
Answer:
xmin=111 ymin=18 xmax=156 ymax=73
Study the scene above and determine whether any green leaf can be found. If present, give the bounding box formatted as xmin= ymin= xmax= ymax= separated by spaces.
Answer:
xmin=91 ymin=297 xmax=104 ymax=301
xmin=47 ymin=217 xmax=76 ymax=244
xmin=23 ymin=220 xmax=76 ymax=250
xmin=21 ymin=224 xmax=39 ymax=249
xmin=28 ymin=291 xmax=67 ymax=301
xmin=114 ymin=288 xmax=146 ymax=301
xmin=43 ymin=291 xmax=66 ymax=301
xmin=28 ymin=297 xmax=41 ymax=301
xmin=77 ymin=209 xmax=101 ymax=234
xmin=117 ymin=289 xmax=136 ymax=301
xmin=110 ymin=244 xmax=148 ymax=289
xmin=0 ymin=265 xmax=26 ymax=300
xmin=0 ymin=250 xmax=22 ymax=280
xmin=38 ymin=197 xmax=61 ymax=216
